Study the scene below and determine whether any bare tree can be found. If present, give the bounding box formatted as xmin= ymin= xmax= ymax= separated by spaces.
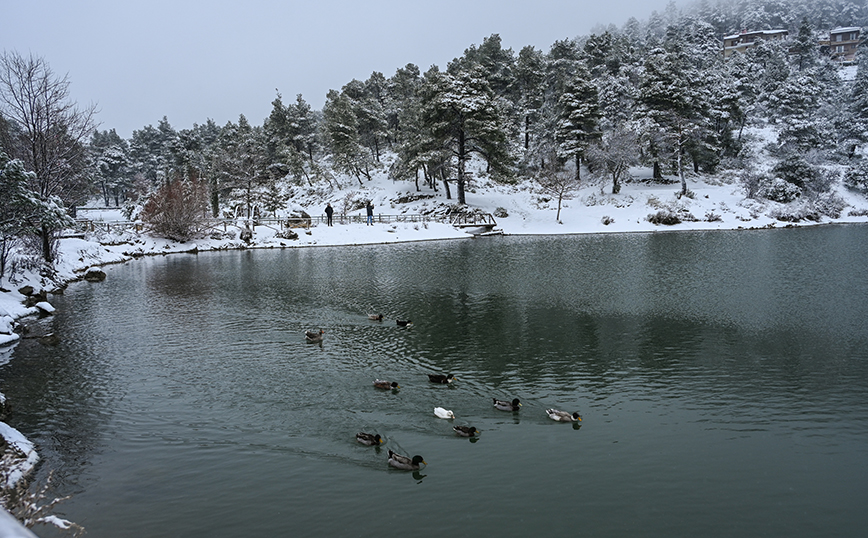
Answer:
xmin=140 ymin=177 xmax=211 ymax=242
xmin=0 ymin=51 xmax=98 ymax=262
xmin=535 ymin=150 xmax=580 ymax=222
xmin=587 ymin=127 xmax=639 ymax=194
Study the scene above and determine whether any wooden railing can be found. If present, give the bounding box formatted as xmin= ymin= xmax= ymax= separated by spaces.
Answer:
xmin=70 ymin=212 xmax=497 ymax=235
xmin=449 ymin=213 xmax=497 ymax=228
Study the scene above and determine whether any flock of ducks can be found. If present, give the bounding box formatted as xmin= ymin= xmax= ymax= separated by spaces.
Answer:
xmin=305 ymin=314 xmax=582 ymax=472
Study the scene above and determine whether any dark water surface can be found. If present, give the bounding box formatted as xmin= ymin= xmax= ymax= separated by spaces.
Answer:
xmin=3 ymin=226 xmax=868 ymax=537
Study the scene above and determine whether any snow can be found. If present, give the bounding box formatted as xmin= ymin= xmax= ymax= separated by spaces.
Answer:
xmin=1 ymin=150 xmax=868 ymax=489
xmin=0 ymin=422 xmax=39 ymax=489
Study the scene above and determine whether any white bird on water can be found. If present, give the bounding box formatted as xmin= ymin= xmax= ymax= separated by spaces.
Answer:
xmin=434 ymin=407 xmax=455 ymax=419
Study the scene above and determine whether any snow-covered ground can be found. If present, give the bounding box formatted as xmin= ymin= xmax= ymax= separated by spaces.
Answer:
xmin=1 ymin=153 xmax=868 ymax=491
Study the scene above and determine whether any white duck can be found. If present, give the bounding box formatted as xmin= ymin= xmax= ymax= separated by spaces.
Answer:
xmin=433 ymin=407 xmax=455 ymax=419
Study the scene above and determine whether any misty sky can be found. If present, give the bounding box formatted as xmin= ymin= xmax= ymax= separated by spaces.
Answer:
xmin=4 ymin=0 xmax=685 ymax=138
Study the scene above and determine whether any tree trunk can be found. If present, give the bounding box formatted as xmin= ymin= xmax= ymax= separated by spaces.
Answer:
xmin=457 ymin=129 xmax=467 ymax=205
xmin=441 ymin=169 xmax=451 ymax=200
xmin=575 ymin=154 xmax=581 ymax=183
xmin=653 ymin=161 xmax=662 ymax=180
xmin=677 ymin=129 xmax=687 ymax=196
xmin=40 ymin=224 xmax=53 ymax=263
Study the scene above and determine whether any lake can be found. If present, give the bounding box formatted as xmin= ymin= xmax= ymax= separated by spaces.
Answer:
xmin=3 ymin=226 xmax=868 ymax=537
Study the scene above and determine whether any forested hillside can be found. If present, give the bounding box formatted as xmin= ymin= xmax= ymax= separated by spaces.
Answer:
xmin=2 ymin=0 xmax=868 ymax=263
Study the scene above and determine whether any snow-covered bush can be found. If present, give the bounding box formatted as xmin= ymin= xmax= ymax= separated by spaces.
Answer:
xmin=758 ymin=177 xmax=802 ymax=203
xmin=771 ymin=155 xmax=833 ymax=194
xmin=768 ymin=204 xmax=821 ymax=222
xmin=811 ymin=193 xmax=847 ymax=219
xmin=843 ymin=162 xmax=868 ymax=192
xmin=494 ymin=207 xmax=509 ymax=218
xmin=705 ymin=211 xmax=722 ymax=222
xmin=647 ymin=210 xmax=681 ymax=225
xmin=601 ymin=215 xmax=614 ymax=225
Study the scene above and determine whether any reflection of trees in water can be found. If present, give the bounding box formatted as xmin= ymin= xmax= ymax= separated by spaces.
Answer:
xmin=1 ymin=300 xmax=112 ymax=493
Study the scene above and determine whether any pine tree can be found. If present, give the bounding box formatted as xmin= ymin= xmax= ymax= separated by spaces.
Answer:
xmin=214 ymin=115 xmax=269 ymax=219
xmin=420 ymin=68 xmax=513 ymax=204
xmin=555 ymin=63 xmax=602 ymax=182
xmin=322 ymin=89 xmax=373 ymax=184
xmin=636 ymin=47 xmax=707 ymax=194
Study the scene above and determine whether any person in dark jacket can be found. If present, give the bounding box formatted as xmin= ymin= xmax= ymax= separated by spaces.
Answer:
xmin=325 ymin=203 xmax=334 ymax=226
xmin=366 ymin=201 xmax=374 ymax=226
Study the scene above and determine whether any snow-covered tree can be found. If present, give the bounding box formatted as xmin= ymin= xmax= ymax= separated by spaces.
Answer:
xmin=636 ymin=47 xmax=708 ymax=193
xmin=587 ymin=126 xmax=640 ymax=194
xmin=555 ymin=63 xmax=602 ymax=182
xmin=90 ymin=129 xmax=130 ymax=207
xmin=322 ymin=88 xmax=374 ymax=184
xmin=420 ymin=68 xmax=513 ymax=204
xmin=214 ymin=115 xmax=269 ymax=219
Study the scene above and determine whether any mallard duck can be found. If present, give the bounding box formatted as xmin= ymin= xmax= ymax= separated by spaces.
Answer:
xmin=373 ymin=379 xmax=400 ymax=390
xmin=433 ymin=407 xmax=455 ymax=419
xmin=396 ymin=319 xmax=413 ymax=327
xmin=388 ymin=449 xmax=426 ymax=470
xmin=453 ymin=425 xmax=479 ymax=437
xmin=493 ymin=397 xmax=522 ymax=412
xmin=428 ymin=373 xmax=457 ymax=384
xmin=304 ymin=329 xmax=324 ymax=343
xmin=368 ymin=313 xmax=384 ymax=321
xmin=546 ymin=409 xmax=582 ymax=422
xmin=356 ymin=432 xmax=385 ymax=446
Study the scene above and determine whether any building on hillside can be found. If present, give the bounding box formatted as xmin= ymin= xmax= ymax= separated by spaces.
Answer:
xmin=826 ymin=27 xmax=862 ymax=63
xmin=723 ymin=29 xmax=789 ymax=58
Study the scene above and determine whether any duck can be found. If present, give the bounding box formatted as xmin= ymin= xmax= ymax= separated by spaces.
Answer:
xmin=453 ymin=425 xmax=480 ymax=437
xmin=493 ymin=397 xmax=522 ymax=412
xmin=356 ymin=432 xmax=385 ymax=446
xmin=388 ymin=449 xmax=426 ymax=471
xmin=396 ymin=319 xmax=413 ymax=327
xmin=373 ymin=379 xmax=400 ymax=390
xmin=428 ymin=373 xmax=457 ymax=384
xmin=368 ymin=313 xmax=384 ymax=321
xmin=433 ymin=407 xmax=455 ymax=419
xmin=546 ymin=408 xmax=582 ymax=422
xmin=304 ymin=329 xmax=324 ymax=343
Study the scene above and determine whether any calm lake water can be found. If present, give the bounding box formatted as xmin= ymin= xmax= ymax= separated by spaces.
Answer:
xmin=3 ymin=226 xmax=868 ymax=537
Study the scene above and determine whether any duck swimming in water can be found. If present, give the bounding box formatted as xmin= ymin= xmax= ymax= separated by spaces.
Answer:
xmin=356 ymin=432 xmax=385 ymax=445
xmin=433 ymin=407 xmax=455 ymax=419
xmin=396 ymin=319 xmax=413 ymax=327
xmin=368 ymin=313 xmax=384 ymax=321
xmin=388 ymin=449 xmax=426 ymax=470
xmin=493 ymin=397 xmax=522 ymax=412
xmin=428 ymin=373 xmax=457 ymax=384
xmin=305 ymin=329 xmax=324 ymax=343
xmin=453 ymin=425 xmax=479 ymax=437
xmin=373 ymin=379 xmax=400 ymax=390
xmin=545 ymin=409 xmax=582 ymax=422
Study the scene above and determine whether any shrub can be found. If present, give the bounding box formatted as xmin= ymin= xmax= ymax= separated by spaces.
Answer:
xmin=140 ymin=178 xmax=211 ymax=241
xmin=843 ymin=162 xmax=868 ymax=192
xmin=601 ymin=215 xmax=614 ymax=225
xmin=647 ymin=210 xmax=681 ymax=225
xmin=758 ymin=177 xmax=802 ymax=203
xmin=494 ymin=207 xmax=509 ymax=218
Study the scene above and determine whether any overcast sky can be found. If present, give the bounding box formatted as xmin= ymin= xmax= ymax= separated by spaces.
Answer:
xmin=4 ymin=0 xmax=684 ymax=138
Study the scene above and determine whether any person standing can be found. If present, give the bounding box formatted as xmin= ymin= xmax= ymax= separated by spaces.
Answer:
xmin=366 ymin=201 xmax=374 ymax=226
xmin=325 ymin=203 xmax=334 ymax=226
